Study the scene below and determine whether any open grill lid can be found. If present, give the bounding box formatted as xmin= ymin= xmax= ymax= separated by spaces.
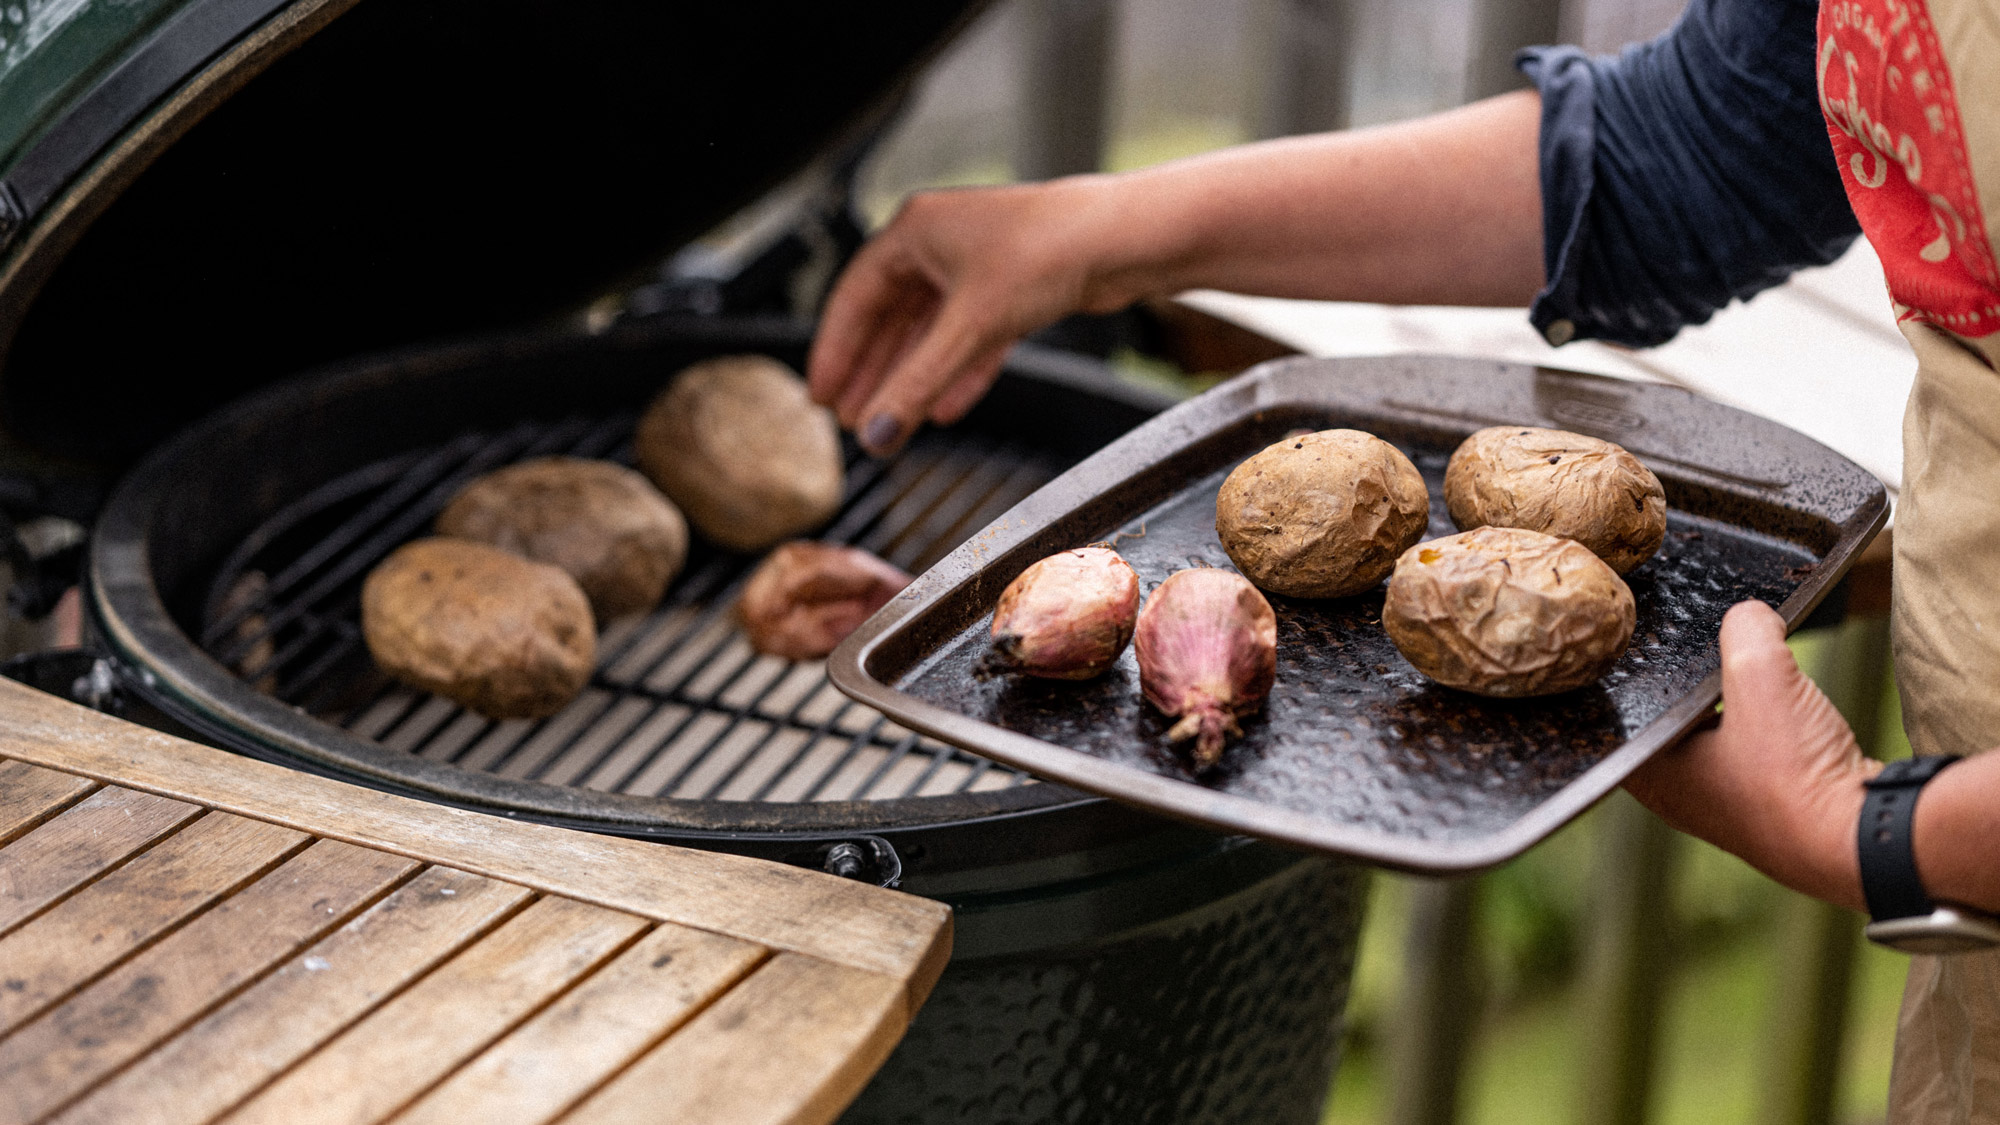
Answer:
xmin=0 ymin=0 xmax=987 ymax=474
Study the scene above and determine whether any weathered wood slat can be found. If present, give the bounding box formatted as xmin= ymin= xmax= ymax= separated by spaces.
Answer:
xmin=0 ymin=678 xmax=952 ymax=1003
xmin=221 ymin=895 xmax=649 ymax=1125
xmin=0 ymin=786 xmax=202 ymax=938
xmin=393 ymin=923 xmax=769 ymax=1125
xmin=0 ymin=758 xmax=96 ymax=846
xmin=0 ymin=840 xmax=417 ymax=1125
xmin=0 ymin=813 xmax=308 ymax=1037
xmin=49 ymin=866 xmax=532 ymax=1125
xmin=561 ymin=953 xmax=908 ymax=1125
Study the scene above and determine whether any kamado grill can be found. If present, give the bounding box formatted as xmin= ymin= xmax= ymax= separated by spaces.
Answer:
xmin=0 ymin=3 xmax=1363 ymax=1122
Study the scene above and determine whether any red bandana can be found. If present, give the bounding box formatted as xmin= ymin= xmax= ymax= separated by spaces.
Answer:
xmin=1820 ymin=0 xmax=2000 ymax=337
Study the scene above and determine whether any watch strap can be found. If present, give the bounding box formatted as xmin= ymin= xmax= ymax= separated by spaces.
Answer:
xmin=1858 ymin=754 xmax=1963 ymax=922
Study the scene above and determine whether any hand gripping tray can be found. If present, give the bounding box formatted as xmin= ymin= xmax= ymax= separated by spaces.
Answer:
xmin=828 ymin=355 xmax=1889 ymax=873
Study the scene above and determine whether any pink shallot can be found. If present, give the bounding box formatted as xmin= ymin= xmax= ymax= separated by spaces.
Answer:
xmin=1133 ymin=567 xmax=1277 ymax=770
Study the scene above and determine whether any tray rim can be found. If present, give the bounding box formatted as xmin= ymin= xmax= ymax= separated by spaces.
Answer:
xmin=828 ymin=353 xmax=1891 ymax=873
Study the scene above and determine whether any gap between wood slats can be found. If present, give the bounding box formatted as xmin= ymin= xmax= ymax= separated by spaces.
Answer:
xmin=0 ymin=758 xmax=100 ymax=846
xmin=0 ymin=841 xmax=421 ymax=1125
xmin=559 ymin=953 xmax=910 ymax=1125
xmin=0 ymin=680 xmax=954 ymax=991
xmin=51 ymin=867 xmax=539 ymax=1125
xmin=392 ymin=923 xmax=771 ymax=1125
xmin=0 ymin=813 xmax=312 ymax=1038
xmin=0 ymin=787 xmax=205 ymax=940
xmin=219 ymin=895 xmax=650 ymax=1125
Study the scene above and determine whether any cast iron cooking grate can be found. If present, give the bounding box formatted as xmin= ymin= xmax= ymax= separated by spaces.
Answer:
xmin=195 ymin=414 xmax=1066 ymax=803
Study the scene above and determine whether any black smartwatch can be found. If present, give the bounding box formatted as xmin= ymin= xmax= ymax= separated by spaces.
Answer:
xmin=1859 ymin=754 xmax=2000 ymax=954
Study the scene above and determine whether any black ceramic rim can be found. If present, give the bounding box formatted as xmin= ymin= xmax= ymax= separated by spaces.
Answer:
xmin=828 ymin=354 xmax=1891 ymax=874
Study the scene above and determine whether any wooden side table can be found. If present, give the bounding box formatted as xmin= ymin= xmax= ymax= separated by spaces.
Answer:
xmin=0 ymin=677 xmax=951 ymax=1125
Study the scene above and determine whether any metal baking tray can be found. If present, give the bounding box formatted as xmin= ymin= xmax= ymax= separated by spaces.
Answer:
xmin=828 ymin=355 xmax=1888 ymax=872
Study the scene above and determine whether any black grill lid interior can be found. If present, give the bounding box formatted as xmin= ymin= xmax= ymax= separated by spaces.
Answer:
xmin=0 ymin=0 xmax=986 ymax=469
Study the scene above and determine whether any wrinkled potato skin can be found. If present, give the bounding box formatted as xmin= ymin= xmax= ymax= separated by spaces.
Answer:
xmin=362 ymin=539 xmax=596 ymax=719
xmin=436 ymin=457 xmax=688 ymax=620
xmin=635 ymin=355 xmax=843 ymax=553
xmin=1216 ymin=429 xmax=1431 ymax=598
xmin=1383 ymin=526 xmax=1635 ymax=697
xmin=1443 ymin=426 xmax=1666 ymax=574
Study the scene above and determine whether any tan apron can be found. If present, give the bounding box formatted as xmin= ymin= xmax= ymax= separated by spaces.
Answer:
xmin=1889 ymin=321 xmax=2000 ymax=1125
xmin=1818 ymin=0 xmax=2000 ymax=1119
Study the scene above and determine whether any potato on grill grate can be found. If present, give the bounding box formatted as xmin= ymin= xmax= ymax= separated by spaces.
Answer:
xmin=636 ymin=355 xmax=843 ymax=553
xmin=362 ymin=538 xmax=596 ymax=719
xmin=436 ymin=456 xmax=687 ymax=621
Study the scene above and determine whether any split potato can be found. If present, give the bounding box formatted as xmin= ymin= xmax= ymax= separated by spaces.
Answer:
xmin=1382 ymin=526 xmax=1635 ymax=697
xmin=635 ymin=355 xmax=843 ymax=552
xmin=1444 ymin=426 xmax=1665 ymax=574
xmin=1216 ymin=429 xmax=1430 ymax=598
xmin=362 ymin=538 xmax=596 ymax=719
xmin=436 ymin=457 xmax=687 ymax=621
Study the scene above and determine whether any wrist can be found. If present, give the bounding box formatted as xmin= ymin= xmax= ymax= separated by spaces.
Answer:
xmin=1045 ymin=172 xmax=1197 ymax=315
xmin=1912 ymin=751 xmax=2000 ymax=914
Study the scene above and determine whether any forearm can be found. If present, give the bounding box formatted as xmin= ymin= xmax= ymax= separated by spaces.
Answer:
xmin=1068 ymin=90 xmax=1545 ymax=311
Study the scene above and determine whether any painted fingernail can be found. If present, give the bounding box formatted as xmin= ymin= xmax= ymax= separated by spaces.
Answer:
xmin=861 ymin=414 xmax=903 ymax=455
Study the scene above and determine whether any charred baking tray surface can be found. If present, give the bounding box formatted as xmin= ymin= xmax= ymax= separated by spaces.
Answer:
xmin=830 ymin=355 xmax=1887 ymax=872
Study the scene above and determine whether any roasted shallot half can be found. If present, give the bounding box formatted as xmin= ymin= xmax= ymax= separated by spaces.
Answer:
xmin=737 ymin=541 xmax=912 ymax=661
xmin=980 ymin=546 xmax=1141 ymax=680
xmin=1134 ymin=567 xmax=1277 ymax=770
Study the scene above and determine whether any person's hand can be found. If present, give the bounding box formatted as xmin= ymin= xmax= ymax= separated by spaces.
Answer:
xmin=807 ymin=177 xmax=1133 ymax=458
xmin=807 ymin=89 xmax=1547 ymax=458
xmin=1623 ymin=600 xmax=1879 ymax=911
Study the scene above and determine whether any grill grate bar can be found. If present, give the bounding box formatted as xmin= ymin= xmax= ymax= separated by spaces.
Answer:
xmin=614 ymin=646 xmax=767 ymax=795
xmin=210 ymin=414 xmax=1070 ymax=807
xmin=901 ymin=456 xmax=1064 ymax=575
xmin=210 ymin=425 xmax=544 ymax=664
xmin=269 ymin=617 xmax=366 ymax=702
xmin=898 ymin=742 xmax=965 ymax=798
xmin=472 ymin=552 xmax=750 ymax=777
xmin=693 ymin=671 xmax=837 ymax=800
xmin=201 ymin=442 xmax=463 ymax=648
xmin=957 ymin=754 xmax=1006 ymax=793
xmin=214 ymin=416 xmax=615 ymax=670
xmin=647 ymin=651 xmax=803 ymax=798
xmin=746 ymin=694 xmax=857 ymax=802
xmin=858 ymin=441 xmax=998 ymax=560
xmin=533 ymin=606 xmax=756 ymax=789
xmin=799 ymin=715 xmax=891 ymax=802
xmin=511 ymin=441 xmax=961 ymax=791
xmin=879 ymin=453 xmax=1024 ymax=572
xmin=817 ymin=441 xmax=956 ymax=547
xmin=850 ymin=731 xmax=923 ymax=800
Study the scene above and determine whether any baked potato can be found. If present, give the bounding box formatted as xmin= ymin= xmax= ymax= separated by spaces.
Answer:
xmin=362 ymin=538 xmax=596 ymax=719
xmin=634 ymin=355 xmax=843 ymax=552
xmin=1216 ymin=429 xmax=1430 ymax=598
xmin=1382 ymin=526 xmax=1635 ymax=697
xmin=1444 ymin=426 xmax=1666 ymax=574
xmin=436 ymin=457 xmax=687 ymax=620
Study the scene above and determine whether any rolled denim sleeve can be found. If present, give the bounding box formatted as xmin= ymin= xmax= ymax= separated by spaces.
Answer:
xmin=1519 ymin=0 xmax=1861 ymax=349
